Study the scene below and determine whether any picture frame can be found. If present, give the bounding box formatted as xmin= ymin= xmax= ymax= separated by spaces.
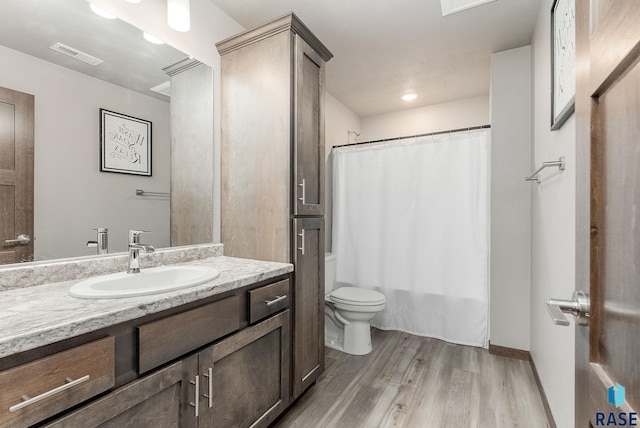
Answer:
xmin=550 ymin=0 xmax=576 ymax=131
xmin=100 ymin=109 xmax=152 ymax=176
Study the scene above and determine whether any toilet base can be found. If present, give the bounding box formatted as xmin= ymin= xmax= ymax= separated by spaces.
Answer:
xmin=325 ymin=311 xmax=373 ymax=356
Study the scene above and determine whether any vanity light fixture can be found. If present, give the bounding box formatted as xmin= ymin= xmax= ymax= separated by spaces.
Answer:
xmin=90 ymin=3 xmax=117 ymax=19
xmin=167 ymin=0 xmax=190 ymax=32
xmin=143 ymin=32 xmax=164 ymax=45
xmin=401 ymin=93 xmax=418 ymax=101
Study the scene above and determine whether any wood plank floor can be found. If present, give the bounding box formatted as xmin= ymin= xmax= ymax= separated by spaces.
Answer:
xmin=275 ymin=329 xmax=550 ymax=428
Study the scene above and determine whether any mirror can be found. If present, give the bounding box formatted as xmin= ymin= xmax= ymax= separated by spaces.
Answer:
xmin=0 ymin=0 xmax=196 ymax=262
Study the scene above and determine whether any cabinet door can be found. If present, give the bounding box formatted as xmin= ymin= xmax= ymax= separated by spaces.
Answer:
xmin=197 ymin=311 xmax=290 ymax=428
xmin=44 ymin=362 xmax=183 ymax=428
xmin=294 ymin=35 xmax=325 ymax=216
xmin=292 ymin=218 xmax=325 ymax=398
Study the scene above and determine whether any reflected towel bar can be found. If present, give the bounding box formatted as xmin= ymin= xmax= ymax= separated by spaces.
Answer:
xmin=525 ymin=157 xmax=565 ymax=183
xmin=136 ymin=189 xmax=170 ymax=197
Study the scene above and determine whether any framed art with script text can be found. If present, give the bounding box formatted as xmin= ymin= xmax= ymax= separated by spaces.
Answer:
xmin=550 ymin=0 xmax=575 ymax=131
xmin=100 ymin=109 xmax=152 ymax=176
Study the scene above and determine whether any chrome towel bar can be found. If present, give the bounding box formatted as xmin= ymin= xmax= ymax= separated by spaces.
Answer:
xmin=136 ymin=189 xmax=170 ymax=197
xmin=525 ymin=157 xmax=565 ymax=183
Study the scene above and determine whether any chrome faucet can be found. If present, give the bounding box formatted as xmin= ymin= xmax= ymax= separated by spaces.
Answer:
xmin=127 ymin=230 xmax=155 ymax=274
xmin=87 ymin=227 xmax=109 ymax=255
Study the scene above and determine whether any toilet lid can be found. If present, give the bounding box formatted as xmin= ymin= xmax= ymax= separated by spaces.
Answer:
xmin=330 ymin=287 xmax=386 ymax=305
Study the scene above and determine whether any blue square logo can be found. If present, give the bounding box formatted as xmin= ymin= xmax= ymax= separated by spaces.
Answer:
xmin=608 ymin=383 xmax=625 ymax=408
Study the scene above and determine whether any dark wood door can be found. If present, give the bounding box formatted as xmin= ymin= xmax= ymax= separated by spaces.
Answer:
xmin=195 ymin=311 xmax=290 ymax=428
xmin=0 ymin=86 xmax=33 ymax=264
xmin=575 ymin=0 xmax=640 ymax=425
xmin=294 ymin=35 xmax=325 ymax=217
xmin=292 ymin=217 xmax=324 ymax=398
xmin=45 ymin=362 xmax=183 ymax=428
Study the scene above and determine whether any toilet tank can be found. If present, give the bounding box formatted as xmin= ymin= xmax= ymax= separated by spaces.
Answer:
xmin=325 ymin=252 xmax=337 ymax=294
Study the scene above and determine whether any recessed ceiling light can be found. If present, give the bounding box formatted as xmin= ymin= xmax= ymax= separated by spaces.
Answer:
xmin=125 ymin=0 xmax=142 ymax=3
xmin=401 ymin=93 xmax=418 ymax=101
xmin=440 ymin=0 xmax=497 ymax=16
xmin=167 ymin=0 xmax=191 ymax=32
xmin=143 ymin=32 xmax=164 ymax=45
xmin=89 ymin=4 xmax=117 ymax=19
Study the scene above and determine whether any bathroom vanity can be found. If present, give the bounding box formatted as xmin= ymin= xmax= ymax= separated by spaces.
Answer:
xmin=0 ymin=247 xmax=294 ymax=427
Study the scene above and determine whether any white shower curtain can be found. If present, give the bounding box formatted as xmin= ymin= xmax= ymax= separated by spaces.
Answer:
xmin=332 ymin=130 xmax=489 ymax=347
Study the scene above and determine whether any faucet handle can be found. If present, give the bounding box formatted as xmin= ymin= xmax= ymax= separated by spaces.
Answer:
xmin=128 ymin=229 xmax=151 ymax=244
xmin=94 ymin=227 xmax=108 ymax=233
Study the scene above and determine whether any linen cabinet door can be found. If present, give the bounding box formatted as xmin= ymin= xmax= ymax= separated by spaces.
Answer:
xmin=198 ymin=311 xmax=290 ymax=428
xmin=293 ymin=35 xmax=325 ymax=217
xmin=292 ymin=217 xmax=325 ymax=398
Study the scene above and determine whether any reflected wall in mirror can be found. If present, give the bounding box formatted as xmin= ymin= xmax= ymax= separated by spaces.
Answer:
xmin=0 ymin=0 xmax=209 ymax=263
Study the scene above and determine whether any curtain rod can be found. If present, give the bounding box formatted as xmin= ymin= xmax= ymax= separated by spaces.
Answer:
xmin=332 ymin=124 xmax=491 ymax=149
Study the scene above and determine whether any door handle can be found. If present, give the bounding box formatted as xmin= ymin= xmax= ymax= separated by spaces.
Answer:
xmin=545 ymin=290 xmax=590 ymax=326
xmin=5 ymin=234 xmax=30 ymax=245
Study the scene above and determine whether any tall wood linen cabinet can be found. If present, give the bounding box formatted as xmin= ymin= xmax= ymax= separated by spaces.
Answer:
xmin=217 ymin=14 xmax=332 ymax=399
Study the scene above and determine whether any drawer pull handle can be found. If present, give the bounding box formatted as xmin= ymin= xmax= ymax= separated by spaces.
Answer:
xmin=9 ymin=375 xmax=90 ymax=413
xmin=265 ymin=295 xmax=287 ymax=306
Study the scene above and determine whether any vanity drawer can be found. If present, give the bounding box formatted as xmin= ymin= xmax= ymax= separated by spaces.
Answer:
xmin=248 ymin=279 xmax=290 ymax=324
xmin=138 ymin=296 xmax=240 ymax=374
xmin=0 ymin=336 xmax=115 ymax=428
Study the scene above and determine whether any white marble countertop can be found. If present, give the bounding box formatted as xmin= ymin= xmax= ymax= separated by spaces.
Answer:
xmin=0 ymin=256 xmax=293 ymax=359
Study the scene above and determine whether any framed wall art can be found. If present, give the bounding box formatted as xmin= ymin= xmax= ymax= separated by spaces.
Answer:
xmin=550 ymin=0 xmax=576 ymax=131
xmin=100 ymin=109 xmax=152 ymax=176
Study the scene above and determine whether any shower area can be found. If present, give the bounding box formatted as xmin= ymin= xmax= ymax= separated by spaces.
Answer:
xmin=331 ymin=127 xmax=490 ymax=347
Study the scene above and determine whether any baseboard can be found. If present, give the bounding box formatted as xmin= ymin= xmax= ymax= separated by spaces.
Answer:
xmin=529 ymin=354 xmax=557 ymax=428
xmin=488 ymin=343 xmax=557 ymax=428
xmin=488 ymin=343 xmax=530 ymax=361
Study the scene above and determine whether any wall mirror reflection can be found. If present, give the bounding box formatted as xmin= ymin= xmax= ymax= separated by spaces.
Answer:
xmin=0 ymin=0 xmax=203 ymax=263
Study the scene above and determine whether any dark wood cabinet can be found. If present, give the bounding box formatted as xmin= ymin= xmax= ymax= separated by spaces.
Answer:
xmin=183 ymin=311 xmax=290 ymax=428
xmin=294 ymin=35 xmax=326 ymax=217
xmin=218 ymin=13 xmax=332 ymax=403
xmin=292 ymin=218 xmax=325 ymax=397
xmin=44 ymin=362 xmax=184 ymax=428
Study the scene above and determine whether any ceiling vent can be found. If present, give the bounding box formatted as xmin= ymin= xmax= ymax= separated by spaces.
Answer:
xmin=440 ymin=0 xmax=497 ymax=16
xmin=49 ymin=42 xmax=104 ymax=66
xmin=150 ymin=81 xmax=171 ymax=97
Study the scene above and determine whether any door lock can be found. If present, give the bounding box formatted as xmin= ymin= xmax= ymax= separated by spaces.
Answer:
xmin=545 ymin=290 xmax=590 ymax=326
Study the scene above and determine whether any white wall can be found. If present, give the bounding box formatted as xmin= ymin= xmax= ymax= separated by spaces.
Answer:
xmin=325 ymin=93 xmax=361 ymax=250
xmin=489 ymin=46 xmax=532 ymax=351
xmin=530 ymin=1 xmax=576 ymax=427
xmin=360 ymin=95 xmax=489 ymax=141
xmin=95 ymin=0 xmax=245 ymax=243
xmin=0 ymin=45 xmax=171 ymax=259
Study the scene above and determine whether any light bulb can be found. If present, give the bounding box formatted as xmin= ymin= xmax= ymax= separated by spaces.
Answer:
xmin=401 ymin=93 xmax=418 ymax=101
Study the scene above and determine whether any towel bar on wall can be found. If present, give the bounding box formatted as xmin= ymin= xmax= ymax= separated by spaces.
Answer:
xmin=136 ymin=189 xmax=170 ymax=197
xmin=525 ymin=157 xmax=565 ymax=183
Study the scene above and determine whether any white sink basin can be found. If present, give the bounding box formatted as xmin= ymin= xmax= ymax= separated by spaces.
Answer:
xmin=69 ymin=265 xmax=221 ymax=299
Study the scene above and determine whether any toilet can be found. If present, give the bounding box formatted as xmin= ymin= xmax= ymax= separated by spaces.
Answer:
xmin=324 ymin=253 xmax=386 ymax=355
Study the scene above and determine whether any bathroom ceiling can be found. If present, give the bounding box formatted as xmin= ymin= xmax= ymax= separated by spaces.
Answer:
xmin=209 ymin=0 xmax=543 ymax=117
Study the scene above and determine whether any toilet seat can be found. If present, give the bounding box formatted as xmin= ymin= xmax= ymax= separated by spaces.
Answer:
xmin=330 ymin=287 xmax=386 ymax=306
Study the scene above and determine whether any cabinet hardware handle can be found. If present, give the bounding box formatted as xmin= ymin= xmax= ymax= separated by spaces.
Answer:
xmin=297 ymin=229 xmax=305 ymax=255
xmin=298 ymin=179 xmax=306 ymax=204
xmin=265 ymin=295 xmax=287 ymax=306
xmin=9 ymin=375 xmax=90 ymax=413
xmin=189 ymin=375 xmax=199 ymax=417
xmin=202 ymin=368 xmax=213 ymax=408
